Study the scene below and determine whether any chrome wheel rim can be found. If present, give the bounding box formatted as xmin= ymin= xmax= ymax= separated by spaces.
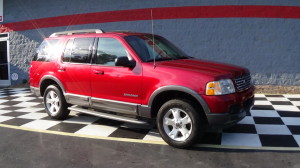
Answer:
xmin=163 ymin=108 xmax=192 ymax=141
xmin=45 ymin=90 xmax=60 ymax=115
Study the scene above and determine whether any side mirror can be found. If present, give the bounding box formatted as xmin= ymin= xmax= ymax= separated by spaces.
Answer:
xmin=115 ymin=56 xmax=136 ymax=69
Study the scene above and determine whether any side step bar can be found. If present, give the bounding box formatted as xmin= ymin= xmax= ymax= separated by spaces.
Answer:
xmin=68 ymin=107 xmax=149 ymax=125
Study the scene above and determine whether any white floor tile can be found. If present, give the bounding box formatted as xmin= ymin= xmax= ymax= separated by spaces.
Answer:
xmin=254 ymin=101 xmax=272 ymax=105
xmin=284 ymin=95 xmax=300 ymax=98
xmin=221 ymin=133 xmax=261 ymax=147
xmin=63 ymin=116 xmax=99 ymax=125
xmin=250 ymin=110 xmax=280 ymax=117
xmin=272 ymin=105 xmax=300 ymax=112
xmin=0 ymin=105 xmax=9 ymax=109
xmin=293 ymin=135 xmax=300 ymax=147
xmin=11 ymin=97 xmax=37 ymax=102
xmin=75 ymin=125 xmax=118 ymax=137
xmin=0 ymin=110 xmax=12 ymax=115
xmin=281 ymin=117 xmax=300 ymax=126
xmin=255 ymin=124 xmax=291 ymax=135
xmin=15 ymin=107 xmax=45 ymax=113
xmin=254 ymin=94 xmax=266 ymax=98
xmin=238 ymin=116 xmax=255 ymax=124
xmin=21 ymin=120 xmax=60 ymax=130
xmin=291 ymin=101 xmax=300 ymax=106
xmin=18 ymin=112 xmax=48 ymax=119
xmin=14 ymin=102 xmax=41 ymax=107
xmin=266 ymin=97 xmax=289 ymax=102
xmin=0 ymin=100 xmax=9 ymax=104
xmin=143 ymin=130 xmax=164 ymax=142
xmin=10 ymin=93 xmax=33 ymax=97
xmin=0 ymin=116 xmax=14 ymax=122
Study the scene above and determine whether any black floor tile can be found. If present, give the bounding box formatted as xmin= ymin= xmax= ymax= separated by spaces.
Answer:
xmin=253 ymin=117 xmax=284 ymax=125
xmin=288 ymin=98 xmax=300 ymax=101
xmin=1 ymin=118 xmax=34 ymax=126
xmin=277 ymin=111 xmax=300 ymax=117
xmin=287 ymin=125 xmax=300 ymax=135
xmin=259 ymin=135 xmax=299 ymax=147
xmin=265 ymin=95 xmax=284 ymax=97
xmin=109 ymin=127 xmax=149 ymax=139
xmin=270 ymin=101 xmax=293 ymax=105
xmin=255 ymin=97 xmax=268 ymax=101
xmin=252 ymin=105 xmax=275 ymax=110
xmin=223 ymin=124 xmax=257 ymax=134
xmin=1 ymin=112 xmax=29 ymax=117
xmin=47 ymin=122 xmax=85 ymax=133
xmin=199 ymin=132 xmax=222 ymax=145
xmin=93 ymin=118 xmax=124 ymax=126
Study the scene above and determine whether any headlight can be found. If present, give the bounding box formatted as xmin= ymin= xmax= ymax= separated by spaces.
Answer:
xmin=206 ymin=79 xmax=235 ymax=95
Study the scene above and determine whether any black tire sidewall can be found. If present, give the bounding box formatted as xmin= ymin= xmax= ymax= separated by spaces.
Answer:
xmin=157 ymin=99 xmax=204 ymax=148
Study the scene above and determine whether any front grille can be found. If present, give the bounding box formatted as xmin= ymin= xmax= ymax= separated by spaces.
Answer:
xmin=234 ymin=74 xmax=252 ymax=92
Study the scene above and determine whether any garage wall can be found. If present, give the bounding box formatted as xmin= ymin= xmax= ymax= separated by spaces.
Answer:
xmin=1 ymin=0 xmax=300 ymax=86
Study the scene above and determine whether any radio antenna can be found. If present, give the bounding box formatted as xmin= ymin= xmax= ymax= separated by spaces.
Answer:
xmin=151 ymin=9 xmax=156 ymax=69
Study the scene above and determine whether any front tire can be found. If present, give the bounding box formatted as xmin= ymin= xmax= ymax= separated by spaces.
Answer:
xmin=157 ymin=99 xmax=205 ymax=148
xmin=44 ymin=85 xmax=70 ymax=120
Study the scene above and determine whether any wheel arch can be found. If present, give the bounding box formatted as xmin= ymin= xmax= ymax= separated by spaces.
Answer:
xmin=39 ymin=75 xmax=65 ymax=97
xmin=148 ymin=85 xmax=210 ymax=118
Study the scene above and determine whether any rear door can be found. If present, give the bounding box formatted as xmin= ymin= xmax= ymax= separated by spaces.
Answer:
xmin=59 ymin=37 xmax=95 ymax=106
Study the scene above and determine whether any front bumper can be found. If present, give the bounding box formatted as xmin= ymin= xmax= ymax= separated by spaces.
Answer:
xmin=206 ymin=96 xmax=254 ymax=129
xmin=203 ymin=86 xmax=255 ymax=129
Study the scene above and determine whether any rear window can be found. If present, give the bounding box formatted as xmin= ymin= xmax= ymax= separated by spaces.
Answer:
xmin=33 ymin=39 xmax=59 ymax=62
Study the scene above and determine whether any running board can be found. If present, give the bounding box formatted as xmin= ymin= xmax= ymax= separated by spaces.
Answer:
xmin=68 ymin=107 xmax=148 ymax=125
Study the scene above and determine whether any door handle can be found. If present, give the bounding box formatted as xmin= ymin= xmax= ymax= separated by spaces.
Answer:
xmin=93 ymin=70 xmax=104 ymax=75
xmin=58 ymin=67 xmax=66 ymax=72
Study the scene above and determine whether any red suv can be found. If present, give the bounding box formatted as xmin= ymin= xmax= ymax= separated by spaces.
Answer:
xmin=30 ymin=29 xmax=255 ymax=148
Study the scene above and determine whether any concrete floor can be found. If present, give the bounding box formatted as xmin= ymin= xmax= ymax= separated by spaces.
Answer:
xmin=0 ymin=126 xmax=299 ymax=168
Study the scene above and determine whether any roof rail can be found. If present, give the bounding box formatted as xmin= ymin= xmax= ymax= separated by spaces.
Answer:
xmin=49 ymin=29 xmax=104 ymax=37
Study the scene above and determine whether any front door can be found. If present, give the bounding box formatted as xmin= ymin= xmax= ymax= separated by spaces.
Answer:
xmin=90 ymin=37 xmax=142 ymax=115
xmin=0 ymin=35 xmax=10 ymax=87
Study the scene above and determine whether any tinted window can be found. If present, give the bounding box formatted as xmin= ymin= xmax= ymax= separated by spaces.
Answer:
xmin=63 ymin=38 xmax=94 ymax=63
xmin=62 ymin=39 xmax=74 ymax=62
xmin=33 ymin=39 xmax=59 ymax=61
xmin=96 ymin=38 xmax=129 ymax=66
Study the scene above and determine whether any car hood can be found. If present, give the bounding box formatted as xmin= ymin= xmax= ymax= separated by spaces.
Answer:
xmin=155 ymin=58 xmax=249 ymax=79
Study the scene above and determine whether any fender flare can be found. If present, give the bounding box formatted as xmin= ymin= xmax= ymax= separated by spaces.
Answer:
xmin=147 ymin=85 xmax=210 ymax=114
xmin=39 ymin=75 xmax=66 ymax=95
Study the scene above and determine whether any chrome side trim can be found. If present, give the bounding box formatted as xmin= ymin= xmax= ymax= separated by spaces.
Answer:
xmin=65 ymin=93 xmax=89 ymax=106
xmin=148 ymin=85 xmax=211 ymax=114
xmin=69 ymin=106 xmax=147 ymax=125
xmin=91 ymin=97 xmax=138 ymax=115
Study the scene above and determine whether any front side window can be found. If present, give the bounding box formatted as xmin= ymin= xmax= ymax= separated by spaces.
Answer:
xmin=96 ymin=38 xmax=130 ymax=66
xmin=33 ymin=39 xmax=59 ymax=62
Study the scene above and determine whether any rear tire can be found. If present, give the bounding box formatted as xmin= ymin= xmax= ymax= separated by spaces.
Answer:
xmin=157 ymin=99 xmax=206 ymax=148
xmin=44 ymin=85 xmax=70 ymax=120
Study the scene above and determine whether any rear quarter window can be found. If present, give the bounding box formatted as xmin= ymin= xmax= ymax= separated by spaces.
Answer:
xmin=33 ymin=39 xmax=59 ymax=62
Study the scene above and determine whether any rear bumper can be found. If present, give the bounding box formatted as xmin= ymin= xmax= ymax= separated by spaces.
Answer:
xmin=30 ymin=86 xmax=41 ymax=97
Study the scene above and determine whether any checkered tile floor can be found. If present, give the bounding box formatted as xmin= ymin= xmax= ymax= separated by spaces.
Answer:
xmin=0 ymin=88 xmax=300 ymax=148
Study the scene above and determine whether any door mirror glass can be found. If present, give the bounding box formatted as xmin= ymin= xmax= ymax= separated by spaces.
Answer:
xmin=115 ymin=56 xmax=136 ymax=68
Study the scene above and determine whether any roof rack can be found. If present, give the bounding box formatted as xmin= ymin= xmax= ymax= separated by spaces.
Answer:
xmin=49 ymin=29 xmax=104 ymax=37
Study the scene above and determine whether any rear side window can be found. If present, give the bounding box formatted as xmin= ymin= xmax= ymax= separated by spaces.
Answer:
xmin=62 ymin=38 xmax=94 ymax=63
xmin=33 ymin=39 xmax=59 ymax=62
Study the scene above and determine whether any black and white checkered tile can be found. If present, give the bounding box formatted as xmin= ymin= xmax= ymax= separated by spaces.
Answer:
xmin=0 ymin=88 xmax=300 ymax=148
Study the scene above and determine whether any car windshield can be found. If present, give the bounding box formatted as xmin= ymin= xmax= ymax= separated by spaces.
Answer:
xmin=125 ymin=35 xmax=189 ymax=62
